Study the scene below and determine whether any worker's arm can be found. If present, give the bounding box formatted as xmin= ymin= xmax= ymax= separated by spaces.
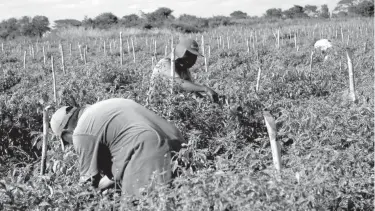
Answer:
xmin=175 ymin=78 xmax=218 ymax=102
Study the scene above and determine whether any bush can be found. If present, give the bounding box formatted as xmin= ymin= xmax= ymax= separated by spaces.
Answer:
xmin=168 ymin=22 xmax=203 ymax=33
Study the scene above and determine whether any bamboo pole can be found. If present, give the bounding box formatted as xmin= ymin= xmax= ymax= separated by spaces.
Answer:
xmin=127 ymin=38 xmax=130 ymax=54
xmin=246 ymin=38 xmax=250 ymax=53
xmin=227 ymin=36 xmax=230 ymax=49
xmin=170 ymin=40 xmax=175 ymax=94
xmin=51 ymin=56 xmax=57 ymax=103
xmin=277 ymin=29 xmax=280 ymax=49
xmin=256 ymin=66 xmax=262 ymax=92
xmin=201 ymin=35 xmax=205 ymax=56
xmin=131 ymin=38 xmax=135 ymax=63
xmin=59 ymin=43 xmax=65 ymax=74
xmin=40 ymin=105 xmax=52 ymax=175
xmin=346 ymin=48 xmax=356 ymax=102
xmin=23 ymin=50 xmax=26 ymax=69
xmin=32 ymin=46 xmax=35 ymax=59
xmin=120 ymin=32 xmax=123 ymax=66
xmin=69 ymin=43 xmax=72 ymax=57
xmin=309 ymin=51 xmax=314 ymax=81
xmin=78 ymin=44 xmax=83 ymax=61
xmin=109 ymin=40 xmax=112 ymax=54
xmin=341 ymin=27 xmax=344 ymax=42
xmin=103 ymin=40 xmax=106 ymax=56
xmin=263 ymin=111 xmax=281 ymax=172
xmin=43 ymin=46 xmax=46 ymax=65
xmin=83 ymin=46 xmax=87 ymax=65
xmin=154 ymin=40 xmax=157 ymax=58
xmin=208 ymin=45 xmax=211 ymax=59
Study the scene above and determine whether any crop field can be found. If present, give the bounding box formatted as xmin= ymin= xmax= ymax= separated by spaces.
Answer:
xmin=0 ymin=18 xmax=374 ymax=210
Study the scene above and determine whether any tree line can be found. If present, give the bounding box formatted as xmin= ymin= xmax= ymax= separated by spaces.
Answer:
xmin=0 ymin=0 xmax=373 ymax=39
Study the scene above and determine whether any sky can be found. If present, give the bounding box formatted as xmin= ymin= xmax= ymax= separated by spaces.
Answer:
xmin=0 ymin=0 xmax=340 ymax=24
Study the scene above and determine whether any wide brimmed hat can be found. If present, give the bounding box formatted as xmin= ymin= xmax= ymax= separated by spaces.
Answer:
xmin=50 ymin=106 xmax=77 ymax=137
xmin=175 ymin=37 xmax=203 ymax=58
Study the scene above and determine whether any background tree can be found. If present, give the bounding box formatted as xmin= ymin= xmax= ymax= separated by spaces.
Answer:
xmin=31 ymin=16 xmax=50 ymax=37
xmin=18 ymin=16 xmax=34 ymax=37
xmin=94 ymin=12 xmax=118 ymax=29
xmin=264 ymin=8 xmax=283 ymax=18
xmin=319 ymin=4 xmax=330 ymax=18
xmin=350 ymin=1 xmax=374 ymax=17
xmin=54 ymin=19 xmax=81 ymax=29
xmin=119 ymin=14 xmax=142 ymax=28
xmin=143 ymin=7 xmax=174 ymax=27
xmin=304 ymin=5 xmax=318 ymax=17
xmin=178 ymin=14 xmax=209 ymax=28
xmin=82 ymin=16 xmax=95 ymax=29
xmin=0 ymin=18 xmax=19 ymax=39
xmin=208 ymin=16 xmax=231 ymax=28
xmin=334 ymin=0 xmax=355 ymax=14
xmin=283 ymin=5 xmax=308 ymax=19
xmin=230 ymin=11 xmax=247 ymax=19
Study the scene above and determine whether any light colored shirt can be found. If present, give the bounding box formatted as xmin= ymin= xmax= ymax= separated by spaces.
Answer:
xmin=72 ymin=98 xmax=186 ymax=182
xmin=152 ymin=57 xmax=192 ymax=82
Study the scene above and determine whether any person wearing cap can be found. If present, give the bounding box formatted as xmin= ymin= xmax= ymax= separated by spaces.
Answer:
xmin=150 ymin=37 xmax=218 ymax=102
xmin=50 ymin=98 xmax=186 ymax=197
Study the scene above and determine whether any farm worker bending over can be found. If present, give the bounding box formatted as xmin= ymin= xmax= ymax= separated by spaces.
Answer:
xmin=50 ymin=98 xmax=186 ymax=197
xmin=150 ymin=37 xmax=218 ymax=102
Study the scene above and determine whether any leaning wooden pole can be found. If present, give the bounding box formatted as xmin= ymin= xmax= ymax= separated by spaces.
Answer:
xmin=263 ymin=111 xmax=281 ymax=172
xmin=346 ymin=48 xmax=356 ymax=102
xmin=51 ymin=56 xmax=57 ymax=104
xmin=170 ymin=39 xmax=175 ymax=94
xmin=256 ymin=66 xmax=262 ymax=92
xmin=40 ymin=105 xmax=52 ymax=175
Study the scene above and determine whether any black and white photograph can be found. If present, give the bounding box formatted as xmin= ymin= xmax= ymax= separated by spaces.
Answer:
xmin=0 ymin=0 xmax=373 ymax=210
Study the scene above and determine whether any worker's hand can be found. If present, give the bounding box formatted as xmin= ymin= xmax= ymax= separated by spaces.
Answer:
xmin=98 ymin=175 xmax=115 ymax=190
xmin=205 ymin=87 xmax=219 ymax=103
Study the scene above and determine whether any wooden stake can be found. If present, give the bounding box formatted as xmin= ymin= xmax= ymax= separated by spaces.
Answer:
xmin=78 ymin=44 xmax=83 ymax=61
xmin=127 ymin=38 xmax=130 ymax=54
xmin=131 ymin=38 xmax=135 ymax=63
xmin=119 ymin=32 xmax=123 ymax=65
xmin=263 ymin=111 xmax=281 ymax=172
xmin=277 ymin=29 xmax=280 ymax=49
xmin=346 ymin=48 xmax=356 ymax=102
xmin=83 ymin=46 xmax=87 ymax=65
xmin=154 ymin=40 xmax=157 ymax=58
xmin=40 ymin=105 xmax=52 ymax=175
xmin=246 ymin=38 xmax=250 ymax=53
xmin=171 ymin=42 xmax=175 ymax=94
xmin=309 ymin=51 xmax=314 ymax=81
xmin=51 ymin=56 xmax=57 ymax=103
xmin=201 ymin=35 xmax=205 ymax=56
xmin=23 ymin=50 xmax=26 ymax=69
xmin=103 ymin=40 xmax=106 ymax=56
xmin=109 ymin=40 xmax=112 ymax=54
xmin=208 ymin=45 xmax=211 ymax=59
xmin=43 ymin=46 xmax=46 ymax=65
xmin=341 ymin=27 xmax=344 ymax=42
xmin=256 ymin=66 xmax=262 ymax=92
xmin=59 ymin=43 xmax=65 ymax=74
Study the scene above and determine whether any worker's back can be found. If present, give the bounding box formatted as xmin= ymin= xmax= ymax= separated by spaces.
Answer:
xmin=72 ymin=98 xmax=185 ymax=182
